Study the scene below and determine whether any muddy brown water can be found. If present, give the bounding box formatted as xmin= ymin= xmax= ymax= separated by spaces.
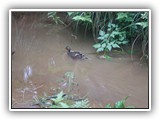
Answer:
xmin=11 ymin=13 xmax=149 ymax=108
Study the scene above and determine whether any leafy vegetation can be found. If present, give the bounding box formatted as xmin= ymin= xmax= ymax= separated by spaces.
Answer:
xmin=32 ymin=72 xmax=134 ymax=108
xmin=48 ymin=12 xmax=65 ymax=25
xmin=105 ymin=96 xmax=134 ymax=108
xmin=33 ymin=90 xmax=90 ymax=108
xmin=93 ymin=28 xmax=127 ymax=53
xmin=48 ymin=11 xmax=149 ymax=62
xmin=32 ymin=72 xmax=90 ymax=108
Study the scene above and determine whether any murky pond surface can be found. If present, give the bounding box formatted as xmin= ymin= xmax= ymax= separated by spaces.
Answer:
xmin=11 ymin=13 xmax=148 ymax=108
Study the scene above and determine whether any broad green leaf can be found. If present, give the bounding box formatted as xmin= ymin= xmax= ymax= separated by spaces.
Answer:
xmin=101 ymin=43 xmax=106 ymax=48
xmin=106 ymin=44 xmax=112 ymax=51
xmin=116 ymin=13 xmax=128 ymax=20
xmin=99 ymin=30 xmax=105 ymax=36
xmin=72 ymin=16 xmax=81 ymax=21
xmin=104 ymin=34 xmax=109 ymax=39
xmin=72 ymin=16 xmax=92 ymax=23
xmin=97 ymin=47 xmax=104 ymax=52
xmin=136 ymin=22 xmax=148 ymax=29
xmin=97 ymin=36 xmax=105 ymax=40
xmin=93 ymin=43 xmax=101 ymax=49
xmin=112 ymin=44 xmax=120 ymax=48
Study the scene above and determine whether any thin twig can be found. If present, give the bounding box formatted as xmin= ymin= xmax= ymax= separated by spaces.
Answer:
xmin=131 ymin=34 xmax=141 ymax=61
xmin=33 ymin=83 xmax=44 ymax=91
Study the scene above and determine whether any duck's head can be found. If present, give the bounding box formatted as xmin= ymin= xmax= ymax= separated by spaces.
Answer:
xmin=65 ymin=46 xmax=71 ymax=52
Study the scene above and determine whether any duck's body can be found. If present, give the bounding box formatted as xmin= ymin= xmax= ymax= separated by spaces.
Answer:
xmin=65 ymin=46 xmax=88 ymax=60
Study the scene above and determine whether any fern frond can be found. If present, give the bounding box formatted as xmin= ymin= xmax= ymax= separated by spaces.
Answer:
xmin=70 ymin=98 xmax=90 ymax=108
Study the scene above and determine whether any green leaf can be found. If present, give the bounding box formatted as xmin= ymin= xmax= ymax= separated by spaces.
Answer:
xmin=57 ymin=91 xmax=64 ymax=99
xmin=112 ymin=31 xmax=119 ymax=36
xmin=93 ymin=43 xmax=101 ymax=49
xmin=126 ymin=17 xmax=133 ymax=22
xmin=116 ymin=13 xmax=128 ymax=20
xmin=110 ymin=33 xmax=115 ymax=38
xmin=104 ymin=96 xmax=134 ymax=108
xmin=108 ymin=22 xmax=111 ymax=27
xmin=105 ymin=55 xmax=112 ymax=60
xmin=111 ymin=24 xmax=116 ymax=28
xmin=51 ymin=91 xmax=64 ymax=103
xmin=106 ymin=44 xmax=112 ymax=51
xmin=117 ymin=41 xmax=122 ymax=44
xmin=97 ymin=47 xmax=104 ymax=52
xmin=99 ymin=30 xmax=105 ymax=36
xmin=141 ymin=12 xmax=148 ymax=19
xmin=112 ymin=44 xmax=120 ymax=48
xmin=105 ymin=104 xmax=112 ymax=108
xmin=50 ymin=105 xmax=59 ymax=108
xmin=136 ymin=22 xmax=148 ymax=29
xmin=114 ymin=100 xmax=125 ymax=108
xmin=101 ymin=43 xmax=106 ymax=48
xmin=122 ymin=41 xmax=128 ymax=44
xmin=72 ymin=16 xmax=92 ymax=23
xmin=97 ymin=36 xmax=105 ymax=40
xmin=104 ymin=34 xmax=109 ymax=39
xmin=59 ymin=102 xmax=70 ymax=108
xmin=67 ymin=12 xmax=74 ymax=16
xmin=48 ymin=12 xmax=56 ymax=17
xmin=71 ymin=98 xmax=90 ymax=108
xmin=65 ymin=72 xmax=74 ymax=79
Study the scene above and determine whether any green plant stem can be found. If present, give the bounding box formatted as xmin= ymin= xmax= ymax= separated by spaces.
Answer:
xmin=131 ymin=34 xmax=141 ymax=60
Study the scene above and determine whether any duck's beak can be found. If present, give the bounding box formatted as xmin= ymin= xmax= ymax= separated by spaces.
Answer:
xmin=65 ymin=46 xmax=70 ymax=51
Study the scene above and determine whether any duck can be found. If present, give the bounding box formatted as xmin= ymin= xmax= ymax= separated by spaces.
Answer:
xmin=65 ymin=46 xmax=88 ymax=60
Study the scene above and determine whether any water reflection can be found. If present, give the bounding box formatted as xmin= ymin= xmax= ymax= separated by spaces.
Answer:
xmin=48 ymin=57 xmax=56 ymax=67
xmin=23 ymin=65 xmax=32 ymax=82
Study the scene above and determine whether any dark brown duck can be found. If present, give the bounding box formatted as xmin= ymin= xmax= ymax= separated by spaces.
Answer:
xmin=65 ymin=46 xmax=88 ymax=60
